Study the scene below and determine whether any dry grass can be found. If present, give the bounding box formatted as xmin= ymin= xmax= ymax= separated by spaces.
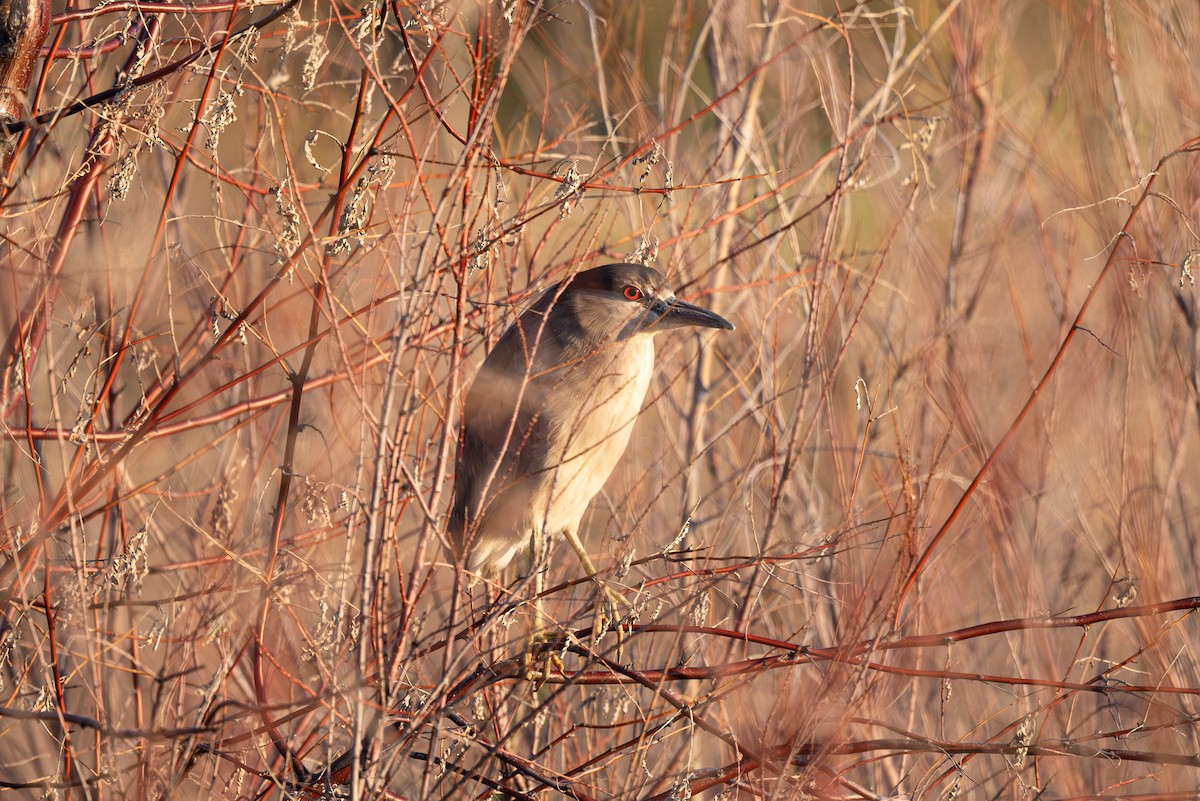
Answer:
xmin=3 ymin=0 xmax=1200 ymax=798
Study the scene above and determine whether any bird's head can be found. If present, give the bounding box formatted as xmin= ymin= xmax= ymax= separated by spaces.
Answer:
xmin=554 ymin=263 xmax=734 ymax=343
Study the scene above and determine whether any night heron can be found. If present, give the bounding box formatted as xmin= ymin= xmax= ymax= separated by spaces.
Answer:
xmin=448 ymin=262 xmax=734 ymax=585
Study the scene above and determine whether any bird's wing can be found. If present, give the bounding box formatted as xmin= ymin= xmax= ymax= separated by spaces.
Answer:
xmin=448 ymin=315 xmax=560 ymax=552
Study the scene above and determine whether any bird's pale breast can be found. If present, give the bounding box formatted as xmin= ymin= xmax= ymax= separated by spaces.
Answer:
xmin=457 ymin=333 xmax=654 ymax=574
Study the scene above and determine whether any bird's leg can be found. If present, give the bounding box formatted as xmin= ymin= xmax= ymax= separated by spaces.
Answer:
xmin=559 ymin=528 xmax=630 ymax=650
xmin=519 ymin=528 xmax=564 ymax=682
xmin=529 ymin=527 xmax=548 ymax=640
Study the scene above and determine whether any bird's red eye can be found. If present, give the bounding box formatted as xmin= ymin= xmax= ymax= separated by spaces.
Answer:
xmin=622 ymin=286 xmax=642 ymax=301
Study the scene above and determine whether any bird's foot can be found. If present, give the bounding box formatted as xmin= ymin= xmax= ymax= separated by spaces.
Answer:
xmin=589 ymin=581 xmax=635 ymax=660
xmin=522 ymin=624 xmax=566 ymax=686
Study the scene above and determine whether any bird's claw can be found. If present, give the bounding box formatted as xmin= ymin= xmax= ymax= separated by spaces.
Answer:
xmin=589 ymin=581 xmax=634 ymax=660
xmin=522 ymin=629 xmax=566 ymax=687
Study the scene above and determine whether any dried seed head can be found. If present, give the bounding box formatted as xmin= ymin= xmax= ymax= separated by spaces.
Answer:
xmin=627 ymin=235 xmax=658 ymax=266
xmin=202 ymin=80 xmax=243 ymax=151
xmin=302 ymin=32 xmax=329 ymax=91
xmin=1181 ymin=251 xmax=1198 ymax=287
xmin=107 ymin=150 xmax=138 ymax=201
xmin=554 ymin=162 xmax=583 ymax=219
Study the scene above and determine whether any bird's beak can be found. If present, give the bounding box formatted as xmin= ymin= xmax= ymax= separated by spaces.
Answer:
xmin=657 ymin=298 xmax=735 ymax=331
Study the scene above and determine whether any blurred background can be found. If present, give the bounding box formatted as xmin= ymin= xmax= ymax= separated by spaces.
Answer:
xmin=3 ymin=0 xmax=1200 ymax=798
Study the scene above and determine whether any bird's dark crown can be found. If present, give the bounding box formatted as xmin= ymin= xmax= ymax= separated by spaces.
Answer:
xmin=560 ymin=263 xmax=668 ymax=299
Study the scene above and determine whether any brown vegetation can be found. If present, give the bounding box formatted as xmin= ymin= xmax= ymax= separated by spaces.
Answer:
xmin=3 ymin=1 xmax=1200 ymax=798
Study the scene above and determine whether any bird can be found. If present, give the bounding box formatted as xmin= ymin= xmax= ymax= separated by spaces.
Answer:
xmin=448 ymin=262 xmax=734 ymax=582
